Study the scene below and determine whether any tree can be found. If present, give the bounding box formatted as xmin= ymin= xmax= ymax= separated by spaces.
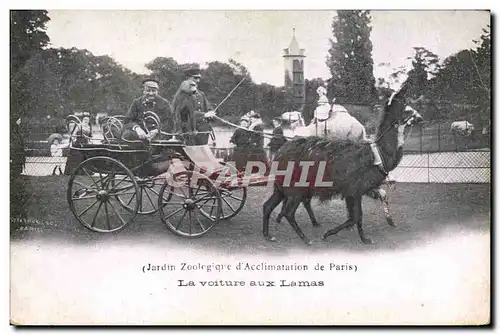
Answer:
xmin=10 ymin=10 xmax=50 ymax=222
xmin=303 ymin=78 xmax=326 ymax=123
xmin=406 ymin=47 xmax=441 ymax=98
xmin=10 ymin=10 xmax=50 ymax=73
xmin=145 ymin=57 xmax=185 ymax=99
xmin=374 ymin=77 xmax=393 ymax=102
xmin=471 ymin=24 xmax=491 ymax=124
xmin=326 ymin=10 xmax=377 ymax=105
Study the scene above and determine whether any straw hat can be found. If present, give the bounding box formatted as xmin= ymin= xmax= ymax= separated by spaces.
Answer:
xmin=48 ymin=133 xmax=63 ymax=144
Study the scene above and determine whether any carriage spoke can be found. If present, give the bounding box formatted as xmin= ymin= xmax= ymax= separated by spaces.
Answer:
xmin=82 ymin=167 xmax=101 ymax=190
xmin=175 ymin=210 xmax=188 ymax=230
xmin=104 ymin=201 xmax=112 ymax=231
xmin=144 ymin=187 xmax=156 ymax=209
xmin=108 ymin=198 xmax=129 ymax=228
xmin=227 ymin=193 xmax=243 ymax=202
xmin=195 ymin=214 xmax=207 ymax=231
xmin=192 ymin=183 xmax=203 ymax=198
xmin=72 ymin=194 xmax=97 ymax=201
xmin=108 ymin=191 xmax=137 ymax=198
xmin=78 ymin=199 xmax=99 ymax=217
xmin=188 ymin=211 xmax=193 ymax=235
xmin=73 ymin=180 xmax=97 ymax=193
xmin=193 ymin=193 xmax=212 ymax=204
xmin=149 ymin=187 xmax=161 ymax=196
xmin=163 ymin=207 xmax=185 ymax=220
xmin=161 ymin=201 xmax=185 ymax=206
xmin=99 ymin=172 xmax=105 ymax=188
xmin=108 ymin=174 xmax=131 ymax=193
xmin=209 ymin=198 xmax=216 ymax=217
xmin=125 ymin=190 xmax=137 ymax=206
xmin=222 ymin=196 xmax=236 ymax=213
xmin=138 ymin=187 xmax=144 ymax=211
xmin=219 ymin=198 xmax=225 ymax=218
xmin=90 ymin=202 xmax=104 ymax=228
xmin=178 ymin=187 xmax=189 ymax=198
xmin=101 ymin=174 xmax=114 ymax=190
xmin=103 ymin=167 xmax=117 ymax=189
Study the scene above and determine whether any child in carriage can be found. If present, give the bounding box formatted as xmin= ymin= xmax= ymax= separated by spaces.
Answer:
xmin=68 ymin=112 xmax=93 ymax=144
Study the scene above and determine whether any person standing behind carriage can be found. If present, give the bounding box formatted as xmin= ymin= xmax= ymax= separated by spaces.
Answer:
xmin=230 ymin=116 xmax=253 ymax=171
xmin=121 ymin=78 xmax=173 ymax=142
xmin=172 ymin=64 xmax=216 ymax=146
xmin=268 ymin=117 xmax=287 ymax=159
xmin=246 ymin=112 xmax=270 ymax=173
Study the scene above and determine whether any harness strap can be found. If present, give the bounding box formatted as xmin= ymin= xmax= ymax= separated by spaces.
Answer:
xmin=370 ymin=142 xmax=389 ymax=177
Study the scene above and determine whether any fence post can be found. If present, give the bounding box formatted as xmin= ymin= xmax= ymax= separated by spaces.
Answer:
xmin=437 ymin=123 xmax=441 ymax=152
xmin=420 ymin=124 xmax=423 ymax=154
xmin=427 ymin=151 xmax=430 ymax=183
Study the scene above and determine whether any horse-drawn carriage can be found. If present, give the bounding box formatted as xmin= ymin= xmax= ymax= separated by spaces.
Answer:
xmin=65 ymin=112 xmax=269 ymax=238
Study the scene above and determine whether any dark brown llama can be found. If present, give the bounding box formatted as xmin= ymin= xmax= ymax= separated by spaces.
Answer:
xmin=262 ymin=80 xmax=424 ymax=245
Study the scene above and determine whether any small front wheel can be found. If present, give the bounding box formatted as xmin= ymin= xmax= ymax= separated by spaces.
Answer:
xmin=158 ymin=170 xmax=222 ymax=238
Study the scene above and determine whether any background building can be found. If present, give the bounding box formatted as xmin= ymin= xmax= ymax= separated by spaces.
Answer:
xmin=283 ymin=29 xmax=306 ymax=111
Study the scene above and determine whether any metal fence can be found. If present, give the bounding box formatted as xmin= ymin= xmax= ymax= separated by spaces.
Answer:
xmin=13 ymin=117 xmax=491 ymax=182
xmin=16 ymin=146 xmax=491 ymax=184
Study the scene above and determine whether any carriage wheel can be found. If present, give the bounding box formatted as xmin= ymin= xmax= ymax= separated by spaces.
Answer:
xmin=112 ymin=176 xmax=164 ymax=215
xmin=214 ymin=187 xmax=247 ymax=220
xmin=200 ymin=162 xmax=247 ymax=220
xmin=158 ymin=170 xmax=222 ymax=238
xmin=67 ymin=156 xmax=140 ymax=233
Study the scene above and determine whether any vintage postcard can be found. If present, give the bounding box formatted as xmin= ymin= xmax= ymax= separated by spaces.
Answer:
xmin=9 ymin=9 xmax=491 ymax=325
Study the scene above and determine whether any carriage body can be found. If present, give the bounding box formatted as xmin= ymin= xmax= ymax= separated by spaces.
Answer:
xmin=65 ymin=130 xmax=270 ymax=239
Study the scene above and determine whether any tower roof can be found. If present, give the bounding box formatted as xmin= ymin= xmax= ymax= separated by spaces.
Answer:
xmin=283 ymin=28 xmax=306 ymax=57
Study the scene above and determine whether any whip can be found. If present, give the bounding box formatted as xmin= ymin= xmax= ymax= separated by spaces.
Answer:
xmin=212 ymin=77 xmax=247 ymax=114
xmin=210 ymin=77 xmax=296 ymax=140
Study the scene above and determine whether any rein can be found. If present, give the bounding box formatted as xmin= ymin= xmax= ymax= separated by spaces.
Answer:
xmin=213 ymin=115 xmax=294 ymax=140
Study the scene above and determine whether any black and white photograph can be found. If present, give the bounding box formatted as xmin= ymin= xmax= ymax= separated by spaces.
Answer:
xmin=9 ymin=8 xmax=491 ymax=325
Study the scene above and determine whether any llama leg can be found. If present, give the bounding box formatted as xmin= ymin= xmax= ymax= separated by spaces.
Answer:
xmin=263 ymin=189 xmax=284 ymax=242
xmin=283 ymin=196 xmax=312 ymax=245
xmin=371 ymin=187 xmax=396 ymax=227
xmin=276 ymin=198 xmax=287 ymax=223
xmin=378 ymin=188 xmax=395 ymax=227
xmin=367 ymin=188 xmax=395 ymax=227
xmin=302 ymin=196 xmax=320 ymax=226
xmin=353 ymin=196 xmax=372 ymax=244
xmin=322 ymin=196 xmax=357 ymax=239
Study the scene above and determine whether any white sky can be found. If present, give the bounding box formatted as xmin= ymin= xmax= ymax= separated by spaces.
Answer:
xmin=45 ymin=10 xmax=490 ymax=87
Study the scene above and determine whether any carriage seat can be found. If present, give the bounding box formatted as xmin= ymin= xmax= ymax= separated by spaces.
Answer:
xmin=182 ymin=145 xmax=225 ymax=173
xmin=71 ymin=142 xmax=150 ymax=152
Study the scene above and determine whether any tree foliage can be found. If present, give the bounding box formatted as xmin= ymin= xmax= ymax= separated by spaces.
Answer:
xmin=326 ymin=10 xmax=377 ymax=104
xmin=10 ymin=10 xmax=51 ymax=220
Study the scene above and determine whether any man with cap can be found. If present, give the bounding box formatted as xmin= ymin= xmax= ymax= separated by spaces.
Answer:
xmin=172 ymin=64 xmax=216 ymax=146
xmin=268 ymin=116 xmax=287 ymax=158
xmin=122 ymin=78 xmax=173 ymax=141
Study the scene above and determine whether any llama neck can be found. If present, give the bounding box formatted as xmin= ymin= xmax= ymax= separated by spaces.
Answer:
xmin=376 ymin=118 xmax=402 ymax=171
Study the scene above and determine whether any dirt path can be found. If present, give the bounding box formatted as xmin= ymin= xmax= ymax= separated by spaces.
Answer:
xmin=10 ymin=178 xmax=491 ymax=325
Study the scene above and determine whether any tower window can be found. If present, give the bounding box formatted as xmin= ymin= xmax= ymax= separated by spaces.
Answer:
xmin=293 ymin=60 xmax=303 ymax=71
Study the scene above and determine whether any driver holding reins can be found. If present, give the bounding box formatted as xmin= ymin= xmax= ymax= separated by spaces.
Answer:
xmin=172 ymin=64 xmax=216 ymax=146
xmin=122 ymin=78 xmax=173 ymax=141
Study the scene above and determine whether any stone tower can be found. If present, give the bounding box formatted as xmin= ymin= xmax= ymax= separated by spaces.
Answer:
xmin=283 ymin=28 xmax=306 ymax=111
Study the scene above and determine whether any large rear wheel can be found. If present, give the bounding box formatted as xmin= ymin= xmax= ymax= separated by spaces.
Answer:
xmin=67 ymin=156 xmax=139 ymax=233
